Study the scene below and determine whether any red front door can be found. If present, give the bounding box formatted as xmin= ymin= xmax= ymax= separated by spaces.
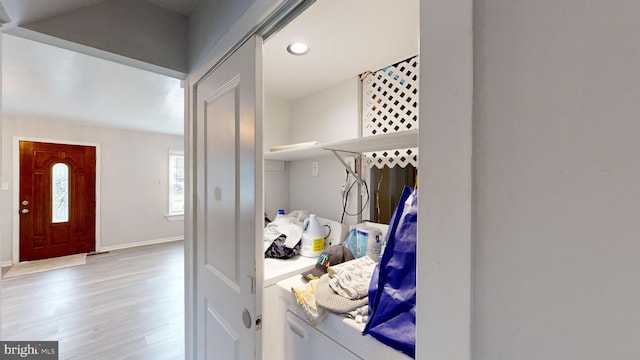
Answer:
xmin=19 ymin=141 xmax=96 ymax=261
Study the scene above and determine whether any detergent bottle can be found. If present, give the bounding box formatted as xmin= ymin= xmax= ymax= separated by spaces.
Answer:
xmin=300 ymin=214 xmax=325 ymax=257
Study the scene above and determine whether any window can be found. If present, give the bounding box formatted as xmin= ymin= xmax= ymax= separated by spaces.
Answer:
xmin=169 ymin=151 xmax=184 ymax=215
xmin=52 ymin=163 xmax=69 ymax=223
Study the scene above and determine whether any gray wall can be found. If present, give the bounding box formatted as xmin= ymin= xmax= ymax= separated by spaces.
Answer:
xmin=188 ymin=0 xmax=254 ymax=71
xmin=2 ymin=116 xmax=184 ymax=263
xmin=21 ymin=0 xmax=188 ymax=74
xmin=473 ymin=0 xmax=640 ymax=359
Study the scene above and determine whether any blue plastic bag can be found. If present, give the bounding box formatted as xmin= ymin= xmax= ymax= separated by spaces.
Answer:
xmin=363 ymin=186 xmax=417 ymax=358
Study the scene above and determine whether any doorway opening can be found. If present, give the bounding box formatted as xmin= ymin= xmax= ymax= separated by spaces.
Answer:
xmin=2 ymin=32 xmax=186 ymax=358
xmin=12 ymin=138 xmax=101 ymax=263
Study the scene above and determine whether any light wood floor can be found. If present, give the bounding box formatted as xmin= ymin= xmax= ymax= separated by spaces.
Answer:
xmin=1 ymin=241 xmax=185 ymax=360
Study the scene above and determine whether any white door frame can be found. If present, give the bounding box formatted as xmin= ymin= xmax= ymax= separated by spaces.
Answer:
xmin=11 ymin=136 xmax=102 ymax=265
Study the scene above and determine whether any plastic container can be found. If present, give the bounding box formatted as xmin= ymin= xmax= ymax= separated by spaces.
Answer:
xmin=300 ymin=214 xmax=325 ymax=257
xmin=274 ymin=209 xmax=286 ymax=219
xmin=345 ymin=224 xmax=382 ymax=260
xmin=362 ymin=227 xmax=382 ymax=260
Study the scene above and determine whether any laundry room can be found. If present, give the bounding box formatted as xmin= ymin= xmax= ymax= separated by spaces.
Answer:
xmin=261 ymin=0 xmax=419 ymax=359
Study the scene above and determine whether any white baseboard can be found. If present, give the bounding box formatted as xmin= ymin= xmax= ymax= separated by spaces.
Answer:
xmin=99 ymin=236 xmax=184 ymax=252
xmin=2 ymin=260 xmax=13 ymax=268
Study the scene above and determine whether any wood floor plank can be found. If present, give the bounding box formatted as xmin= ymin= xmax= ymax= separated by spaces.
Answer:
xmin=1 ymin=241 xmax=185 ymax=360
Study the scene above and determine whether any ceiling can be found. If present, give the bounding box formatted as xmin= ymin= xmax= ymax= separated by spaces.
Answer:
xmin=145 ymin=0 xmax=198 ymax=16
xmin=263 ymin=0 xmax=419 ymax=101
xmin=1 ymin=0 xmax=419 ymax=135
xmin=2 ymin=33 xmax=186 ymax=134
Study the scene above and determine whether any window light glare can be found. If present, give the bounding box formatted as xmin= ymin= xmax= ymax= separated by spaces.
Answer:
xmin=286 ymin=42 xmax=310 ymax=55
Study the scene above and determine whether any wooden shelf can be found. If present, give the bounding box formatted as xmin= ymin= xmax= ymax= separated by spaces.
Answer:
xmin=263 ymin=143 xmax=327 ymax=161
xmin=264 ymin=129 xmax=418 ymax=161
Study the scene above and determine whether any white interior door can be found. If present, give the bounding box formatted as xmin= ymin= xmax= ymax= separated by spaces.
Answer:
xmin=193 ymin=36 xmax=263 ymax=360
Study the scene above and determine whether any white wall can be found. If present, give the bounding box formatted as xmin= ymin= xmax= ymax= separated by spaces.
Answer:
xmin=0 ymin=34 xmax=3 ymax=312
xmin=263 ymin=96 xmax=292 ymax=220
xmin=288 ymin=155 xmax=360 ymax=224
xmin=264 ymin=160 xmax=289 ymax=221
xmin=289 ymin=78 xmax=360 ymax=225
xmin=418 ymin=0 xmax=473 ymax=358
xmin=290 ymin=77 xmax=359 ymax=144
xmin=1 ymin=116 xmax=184 ymax=263
xmin=263 ymin=96 xmax=291 ymax=152
xmin=473 ymin=0 xmax=640 ymax=359
xmin=264 ymin=78 xmax=361 ymax=225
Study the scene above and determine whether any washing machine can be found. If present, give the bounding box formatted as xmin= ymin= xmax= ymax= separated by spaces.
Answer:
xmin=276 ymin=274 xmax=411 ymax=360
xmin=262 ymin=217 xmax=349 ymax=360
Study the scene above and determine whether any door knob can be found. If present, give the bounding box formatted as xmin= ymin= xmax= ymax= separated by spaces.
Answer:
xmin=21 ymin=209 xmax=29 ymax=214
xmin=22 ymin=200 xmax=29 ymax=206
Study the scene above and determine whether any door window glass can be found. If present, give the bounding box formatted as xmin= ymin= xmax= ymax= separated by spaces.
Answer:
xmin=52 ymin=163 xmax=69 ymax=223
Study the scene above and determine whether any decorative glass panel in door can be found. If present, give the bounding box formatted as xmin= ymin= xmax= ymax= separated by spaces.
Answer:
xmin=52 ymin=163 xmax=69 ymax=223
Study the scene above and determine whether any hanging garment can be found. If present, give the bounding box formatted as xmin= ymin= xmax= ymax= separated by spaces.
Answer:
xmin=363 ymin=186 xmax=417 ymax=358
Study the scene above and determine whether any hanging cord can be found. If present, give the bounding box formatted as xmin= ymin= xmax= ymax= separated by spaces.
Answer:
xmin=342 ymin=174 xmax=370 ymax=218
xmin=340 ymin=170 xmax=349 ymax=223
xmin=344 ymin=180 xmax=370 ymax=217
xmin=375 ymin=171 xmax=384 ymax=221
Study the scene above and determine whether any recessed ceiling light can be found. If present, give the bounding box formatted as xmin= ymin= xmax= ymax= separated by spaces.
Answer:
xmin=286 ymin=42 xmax=310 ymax=56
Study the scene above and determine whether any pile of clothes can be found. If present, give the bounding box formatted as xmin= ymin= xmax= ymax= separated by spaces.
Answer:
xmin=263 ymin=210 xmax=308 ymax=259
xmin=292 ymin=244 xmax=376 ymax=326
xmin=291 ymin=186 xmax=418 ymax=359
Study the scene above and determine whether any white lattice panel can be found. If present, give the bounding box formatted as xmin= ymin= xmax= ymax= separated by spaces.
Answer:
xmin=364 ymin=147 xmax=417 ymax=169
xmin=362 ymin=56 xmax=419 ymax=169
